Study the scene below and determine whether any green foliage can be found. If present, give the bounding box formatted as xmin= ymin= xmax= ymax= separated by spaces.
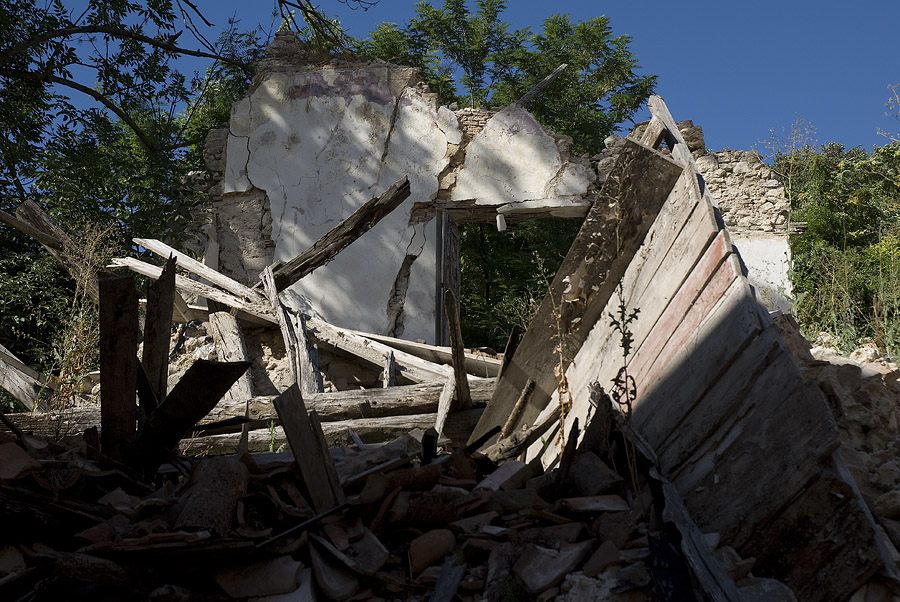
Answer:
xmin=0 ymin=1 xmax=264 ymax=380
xmin=459 ymin=218 xmax=579 ymax=350
xmin=776 ymin=139 xmax=900 ymax=356
xmin=358 ymin=1 xmax=655 ymax=154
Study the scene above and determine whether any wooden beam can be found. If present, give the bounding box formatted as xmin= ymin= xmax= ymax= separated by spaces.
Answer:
xmin=135 ymin=237 xmax=267 ymax=305
xmin=99 ymin=273 xmax=139 ymax=461
xmin=273 ymin=384 xmax=345 ymax=513
xmin=4 ymin=379 xmax=497 ymax=441
xmin=305 ymin=317 xmax=456 ymax=384
xmin=110 ymin=256 xmax=276 ymax=325
xmin=443 ymin=288 xmax=471 ymax=410
xmin=183 ymin=408 xmax=485 ymax=455
xmin=516 ymin=63 xmax=568 ymax=108
xmin=126 ymin=359 xmax=251 ymax=472
xmin=141 ymin=255 xmax=176 ymax=407
xmin=469 ymin=140 xmax=683 ymax=447
xmin=207 ymin=311 xmax=255 ymax=401
xmin=342 ymin=328 xmax=501 ymax=378
xmin=260 ymin=266 xmax=323 ymax=395
xmin=16 ymin=200 xmax=99 ymax=303
xmin=0 ymin=343 xmax=51 ymax=411
xmin=269 ymin=177 xmax=411 ymax=292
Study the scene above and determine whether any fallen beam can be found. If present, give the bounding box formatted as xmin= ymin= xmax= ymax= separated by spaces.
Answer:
xmin=268 ymin=177 xmax=411 ymax=292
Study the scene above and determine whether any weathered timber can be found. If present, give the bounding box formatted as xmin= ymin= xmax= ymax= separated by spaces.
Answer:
xmin=639 ymin=115 xmax=667 ymax=149
xmin=346 ymin=328 xmax=501 ymax=378
xmin=99 ymin=274 xmax=139 ymax=461
xmin=629 ymin=253 xmax=741 ymax=391
xmin=434 ymin=374 xmax=456 ymax=438
xmin=141 ymin=256 xmax=176 ymax=407
xmin=633 ymin=278 xmax=762 ymax=440
xmin=182 ymin=409 xmax=485 ymax=456
xmin=443 ymin=288 xmax=472 ymax=410
xmin=207 ymin=311 xmax=255 ymax=401
xmin=740 ymin=470 xmax=878 ymax=602
xmin=628 ymin=431 xmax=743 ymax=602
xmin=16 ymin=200 xmax=100 ymax=303
xmin=344 ymin=328 xmax=501 ymax=378
xmin=515 ymin=63 xmax=568 ymax=108
xmin=260 ymin=266 xmax=323 ymax=395
xmin=4 ymin=379 xmax=496 ymax=441
xmin=525 ymin=184 xmax=724 ymax=464
xmin=470 ymin=140 xmax=683 ymax=447
xmin=496 ymin=324 xmax=520 ymax=382
xmin=135 ymin=237 xmax=267 ymax=305
xmin=0 ymin=208 xmax=62 ymax=251
xmin=305 ymin=317 xmax=456 ymax=384
xmin=0 ymin=343 xmax=50 ymax=411
xmin=382 ymin=350 xmax=396 ymax=388
xmin=647 ymin=95 xmax=698 ymax=169
xmin=126 ymin=359 xmax=251 ymax=472
xmin=110 ymin=256 xmax=276 ymax=325
xmin=268 ymin=177 xmax=411 ymax=292
xmin=410 ymin=196 xmax=596 ymax=225
xmin=674 ymin=380 xmax=839 ymax=551
xmin=655 ymin=326 xmax=783 ymax=474
xmin=273 ymin=384 xmax=345 ymax=513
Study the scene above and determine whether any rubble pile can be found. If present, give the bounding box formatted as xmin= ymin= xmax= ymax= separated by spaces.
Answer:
xmin=0 ymin=394 xmax=773 ymax=601
xmin=2 ymin=91 xmax=898 ymax=602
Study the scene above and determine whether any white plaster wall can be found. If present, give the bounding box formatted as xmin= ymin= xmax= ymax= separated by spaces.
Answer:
xmin=222 ymin=66 xmax=453 ymax=343
xmin=451 ymin=107 xmax=594 ymax=205
xmin=730 ymin=234 xmax=793 ymax=314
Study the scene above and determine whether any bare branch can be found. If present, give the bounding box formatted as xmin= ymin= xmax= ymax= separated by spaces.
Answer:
xmin=0 ymin=68 xmax=201 ymax=152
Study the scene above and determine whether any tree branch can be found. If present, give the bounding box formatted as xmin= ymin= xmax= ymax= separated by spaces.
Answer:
xmin=0 ymin=68 xmax=199 ymax=152
xmin=0 ymin=25 xmax=251 ymax=75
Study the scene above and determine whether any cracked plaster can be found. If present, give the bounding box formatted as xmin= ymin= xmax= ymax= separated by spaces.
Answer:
xmin=215 ymin=35 xmax=596 ymax=343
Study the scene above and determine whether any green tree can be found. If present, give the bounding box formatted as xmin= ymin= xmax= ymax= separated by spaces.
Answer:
xmin=359 ymin=1 xmax=655 ymax=153
xmin=0 ymin=0 xmax=264 ymax=407
xmin=776 ymin=140 xmax=900 ymax=355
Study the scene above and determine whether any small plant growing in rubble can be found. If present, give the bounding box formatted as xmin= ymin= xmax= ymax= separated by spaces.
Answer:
xmin=46 ymin=221 xmax=120 ymax=409
xmin=608 ymin=283 xmax=642 ymax=495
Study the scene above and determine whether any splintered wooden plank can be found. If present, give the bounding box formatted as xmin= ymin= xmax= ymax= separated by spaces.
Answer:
xmin=470 ymin=140 xmax=684 ymax=447
xmin=655 ymin=326 xmax=784 ymax=475
xmin=0 ymin=343 xmax=50 ymax=411
xmin=126 ymin=359 xmax=251 ymax=472
xmin=207 ymin=311 xmax=255 ymax=401
xmin=632 ymin=277 xmax=762 ymax=446
xmin=110 ymin=257 xmax=276 ymax=325
xmin=443 ymin=289 xmax=472 ymax=410
xmin=99 ymin=274 xmax=139 ymax=461
xmin=739 ymin=470 xmax=879 ymax=602
xmin=273 ymin=384 xmax=345 ymax=513
xmin=141 ymin=256 xmax=176 ymax=407
xmin=135 ymin=237 xmax=267 ymax=305
xmin=260 ymin=266 xmax=323 ymax=395
xmin=16 ymin=200 xmax=100 ymax=303
xmin=269 ymin=177 xmax=411 ymax=292
xmin=674 ymin=381 xmax=839 ymax=551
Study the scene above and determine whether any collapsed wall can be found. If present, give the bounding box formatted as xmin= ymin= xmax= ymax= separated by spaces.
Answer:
xmin=203 ymin=32 xmax=597 ymax=345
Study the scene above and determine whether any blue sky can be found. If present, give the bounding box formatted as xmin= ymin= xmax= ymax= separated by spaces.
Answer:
xmin=216 ymin=0 xmax=899 ymax=154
